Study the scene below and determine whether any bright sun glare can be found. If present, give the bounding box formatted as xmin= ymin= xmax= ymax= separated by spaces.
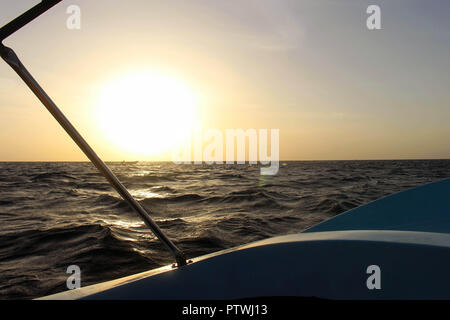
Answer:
xmin=96 ymin=72 xmax=198 ymax=157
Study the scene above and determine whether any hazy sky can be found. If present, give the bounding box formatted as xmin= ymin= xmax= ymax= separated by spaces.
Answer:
xmin=0 ymin=0 xmax=449 ymax=161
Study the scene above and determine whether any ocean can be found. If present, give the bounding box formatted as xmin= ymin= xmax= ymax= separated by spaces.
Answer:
xmin=0 ymin=160 xmax=449 ymax=299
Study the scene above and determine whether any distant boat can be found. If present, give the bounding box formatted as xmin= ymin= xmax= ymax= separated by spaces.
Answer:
xmin=121 ymin=161 xmax=139 ymax=165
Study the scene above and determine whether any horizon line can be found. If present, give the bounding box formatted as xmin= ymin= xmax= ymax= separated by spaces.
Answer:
xmin=1 ymin=158 xmax=450 ymax=163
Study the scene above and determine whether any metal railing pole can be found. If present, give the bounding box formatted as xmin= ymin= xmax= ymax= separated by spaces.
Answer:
xmin=1 ymin=44 xmax=187 ymax=267
xmin=0 ymin=1 xmax=62 ymax=42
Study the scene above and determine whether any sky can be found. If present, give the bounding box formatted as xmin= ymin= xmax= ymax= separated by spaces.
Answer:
xmin=0 ymin=0 xmax=449 ymax=161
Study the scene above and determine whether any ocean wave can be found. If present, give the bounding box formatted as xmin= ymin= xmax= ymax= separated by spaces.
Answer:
xmin=142 ymin=193 xmax=204 ymax=205
xmin=31 ymin=172 xmax=77 ymax=182
xmin=0 ymin=224 xmax=155 ymax=299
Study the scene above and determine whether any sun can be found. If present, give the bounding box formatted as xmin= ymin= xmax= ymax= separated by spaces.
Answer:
xmin=96 ymin=72 xmax=198 ymax=156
